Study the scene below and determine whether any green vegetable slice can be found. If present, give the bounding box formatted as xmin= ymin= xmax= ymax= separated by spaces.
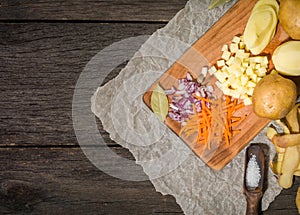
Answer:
xmin=151 ymin=84 xmax=169 ymax=122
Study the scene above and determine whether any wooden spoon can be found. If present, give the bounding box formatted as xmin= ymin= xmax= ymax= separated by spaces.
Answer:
xmin=243 ymin=144 xmax=265 ymax=215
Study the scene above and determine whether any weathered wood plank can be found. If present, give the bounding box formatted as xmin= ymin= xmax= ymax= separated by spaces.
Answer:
xmin=0 ymin=0 xmax=187 ymax=22
xmin=0 ymin=147 xmax=299 ymax=214
xmin=0 ymin=23 xmax=164 ymax=147
xmin=0 ymin=147 xmax=183 ymax=214
xmin=256 ymin=171 xmax=300 ymax=214
xmin=0 ymin=5 xmax=298 ymax=214
xmin=265 ymin=178 xmax=300 ymax=215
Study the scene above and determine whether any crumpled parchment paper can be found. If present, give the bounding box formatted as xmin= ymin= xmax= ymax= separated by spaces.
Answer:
xmin=91 ymin=0 xmax=282 ymax=214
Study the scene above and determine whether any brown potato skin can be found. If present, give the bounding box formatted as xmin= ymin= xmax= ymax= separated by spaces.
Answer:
xmin=279 ymin=0 xmax=300 ymax=40
xmin=273 ymin=133 xmax=300 ymax=148
xmin=253 ymin=74 xmax=297 ymax=120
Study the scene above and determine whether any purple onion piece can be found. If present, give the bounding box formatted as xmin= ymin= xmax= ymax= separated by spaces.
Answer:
xmin=163 ymin=70 xmax=215 ymax=125
xmin=186 ymin=72 xmax=193 ymax=81
xmin=168 ymin=112 xmax=182 ymax=121
xmin=195 ymin=100 xmax=202 ymax=112
xmin=186 ymin=82 xmax=198 ymax=94
xmin=165 ymin=86 xmax=176 ymax=95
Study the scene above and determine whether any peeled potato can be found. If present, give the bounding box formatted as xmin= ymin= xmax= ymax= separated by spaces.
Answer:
xmin=272 ymin=41 xmax=300 ymax=76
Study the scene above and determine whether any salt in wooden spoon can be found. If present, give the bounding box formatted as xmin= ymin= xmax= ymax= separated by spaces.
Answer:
xmin=243 ymin=144 xmax=265 ymax=215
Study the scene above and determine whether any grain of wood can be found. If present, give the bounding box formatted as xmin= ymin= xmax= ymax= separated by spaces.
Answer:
xmin=0 ymin=147 xmax=183 ymax=214
xmin=0 ymin=0 xmax=188 ymax=22
xmin=0 ymin=147 xmax=299 ymax=214
xmin=0 ymin=1 xmax=298 ymax=213
xmin=266 ymin=185 xmax=300 ymax=215
xmin=0 ymin=23 xmax=164 ymax=147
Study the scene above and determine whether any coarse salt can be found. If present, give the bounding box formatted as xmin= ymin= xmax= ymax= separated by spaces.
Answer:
xmin=246 ymin=154 xmax=261 ymax=188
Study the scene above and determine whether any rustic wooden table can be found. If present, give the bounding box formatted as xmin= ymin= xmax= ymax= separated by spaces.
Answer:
xmin=0 ymin=0 xmax=299 ymax=214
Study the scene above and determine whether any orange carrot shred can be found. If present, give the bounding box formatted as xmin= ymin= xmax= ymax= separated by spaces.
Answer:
xmin=179 ymin=94 xmax=246 ymax=149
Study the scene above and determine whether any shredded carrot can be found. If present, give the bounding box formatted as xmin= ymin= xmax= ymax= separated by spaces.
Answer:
xmin=180 ymin=95 xmax=246 ymax=149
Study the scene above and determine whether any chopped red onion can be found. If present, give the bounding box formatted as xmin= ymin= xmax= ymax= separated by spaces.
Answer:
xmin=165 ymin=72 xmax=214 ymax=124
xmin=164 ymin=86 xmax=176 ymax=95
xmin=186 ymin=72 xmax=193 ymax=81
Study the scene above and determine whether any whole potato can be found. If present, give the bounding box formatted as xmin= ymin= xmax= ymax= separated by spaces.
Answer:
xmin=252 ymin=74 xmax=297 ymax=120
xmin=279 ymin=0 xmax=300 ymax=40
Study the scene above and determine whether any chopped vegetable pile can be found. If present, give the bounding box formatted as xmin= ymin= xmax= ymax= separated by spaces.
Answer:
xmin=209 ymin=35 xmax=269 ymax=106
xmin=164 ymin=70 xmax=246 ymax=149
xmin=180 ymin=94 xmax=245 ymax=149
xmin=165 ymin=71 xmax=214 ymax=125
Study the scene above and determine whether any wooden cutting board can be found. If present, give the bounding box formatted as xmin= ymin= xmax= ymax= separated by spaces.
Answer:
xmin=143 ymin=0 xmax=289 ymax=170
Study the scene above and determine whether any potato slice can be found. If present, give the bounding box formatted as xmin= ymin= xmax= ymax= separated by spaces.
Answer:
xmin=244 ymin=0 xmax=279 ymax=54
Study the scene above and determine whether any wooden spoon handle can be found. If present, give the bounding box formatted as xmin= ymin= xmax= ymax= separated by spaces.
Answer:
xmin=245 ymin=192 xmax=262 ymax=215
